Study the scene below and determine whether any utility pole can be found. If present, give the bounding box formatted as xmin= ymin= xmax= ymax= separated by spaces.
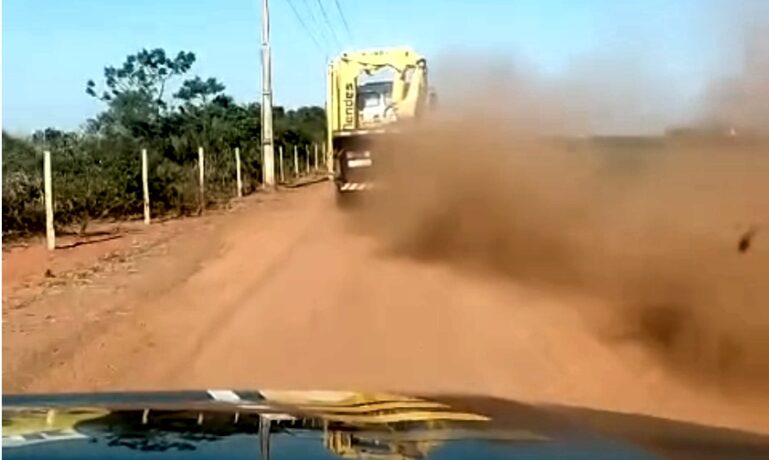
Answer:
xmin=261 ymin=0 xmax=276 ymax=187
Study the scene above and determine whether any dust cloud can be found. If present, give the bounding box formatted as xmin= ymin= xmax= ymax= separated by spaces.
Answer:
xmin=356 ymin=40 xmax=769 ymax=396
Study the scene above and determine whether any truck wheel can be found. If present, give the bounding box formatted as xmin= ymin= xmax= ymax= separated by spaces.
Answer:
xmin=336 ymin=190 xmax=352 ymax=209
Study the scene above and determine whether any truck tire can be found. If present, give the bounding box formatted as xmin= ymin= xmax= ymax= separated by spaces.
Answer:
xmin=336 ymin=190 xmax=353 ymax=209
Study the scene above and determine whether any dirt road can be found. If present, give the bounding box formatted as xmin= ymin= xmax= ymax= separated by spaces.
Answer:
xmin=4 ymin=183 xmax=769 ymax=433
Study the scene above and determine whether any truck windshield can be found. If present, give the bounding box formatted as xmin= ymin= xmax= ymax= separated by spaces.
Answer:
xmin=359 ymin=92 xmax=381 ymax=109
xmin=357 ymin=80 xmax=392 ymax=109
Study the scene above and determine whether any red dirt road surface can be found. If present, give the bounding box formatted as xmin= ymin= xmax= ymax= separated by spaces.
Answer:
xmin=4 ymin=183 xmax=769 ymax=434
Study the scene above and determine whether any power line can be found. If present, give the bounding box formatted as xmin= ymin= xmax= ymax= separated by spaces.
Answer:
xmin=296 ymin=0 xmax=335 ymax=54
xmin=315 ymin=0 xmax=342 ymax=49
xmin=285 ymin=0 xmax=325 ymax=54
xmin=333 ymin=0 xmax=354 ymax=43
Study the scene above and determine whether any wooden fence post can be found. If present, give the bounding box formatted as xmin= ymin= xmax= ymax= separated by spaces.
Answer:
xmin=314 ymin=143 xmax=319 ymax=171
xmin=278 ymin=145 xmax=285 ymax=183
xmin=293 ymin=145 xmax=299 ymax=177
xmin=235 ymin=147 xmax=243 ymax=198
xmin=198 ymin=146 xmax=205 ymax=211
xmin=43 ymin=150 xmax=55 ymax=250
xmin=142 ymin=148 xmax=150 ymax=224
xmin=306 ymin=145 xmax=311 ymax=174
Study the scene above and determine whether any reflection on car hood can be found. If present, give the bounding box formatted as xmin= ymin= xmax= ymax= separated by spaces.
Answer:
xmin=3 ymin=390 xmax=768 ymax=459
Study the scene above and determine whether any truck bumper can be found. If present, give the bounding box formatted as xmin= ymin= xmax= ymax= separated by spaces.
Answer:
xmin=338 ymin=182 xmax=374 ymax=192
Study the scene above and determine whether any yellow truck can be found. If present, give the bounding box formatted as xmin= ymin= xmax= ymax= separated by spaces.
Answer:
xmin=325 ymin=47 xmax=435 ymax=200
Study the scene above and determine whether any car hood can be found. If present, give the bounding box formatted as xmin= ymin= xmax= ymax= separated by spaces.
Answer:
xmin=3 ymin=390 xmax=768 ymax=460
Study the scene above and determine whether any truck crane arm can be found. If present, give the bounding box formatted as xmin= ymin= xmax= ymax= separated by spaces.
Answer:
xmin=326 ymin=47 xmax=433 ymax=202
xmin=327 ymin=47 xmax=428 ymax=133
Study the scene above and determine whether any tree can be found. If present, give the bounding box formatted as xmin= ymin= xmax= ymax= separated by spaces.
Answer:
xmin=86 ymin=48 xmax=195 ymax=108
xmin=86 ymin=48 xmax=196 ymax=136
xmin=175 ymin=76 xmax=226 ymax=107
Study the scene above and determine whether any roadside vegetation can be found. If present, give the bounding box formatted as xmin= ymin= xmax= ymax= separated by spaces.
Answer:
xmin=2 ymin=48 xmax=326 ymax=239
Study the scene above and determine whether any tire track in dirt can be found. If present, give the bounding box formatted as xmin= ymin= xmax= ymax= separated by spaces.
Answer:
xmin=4 ymin=183 xmax=769 ymax=435
xmin=12 ymin=187 xmax=328 ymax=393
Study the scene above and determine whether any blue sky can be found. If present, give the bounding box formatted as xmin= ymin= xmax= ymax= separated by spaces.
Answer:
xmin=1 ymin=0 xmax=751 ymax=133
